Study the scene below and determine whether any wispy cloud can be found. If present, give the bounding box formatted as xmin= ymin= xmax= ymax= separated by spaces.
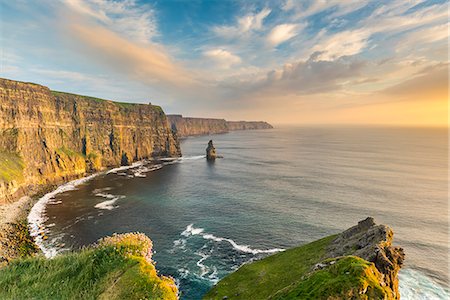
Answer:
xmin=203 ymin=49 xmax=241 ymax=69
xmin=267 ymin=23 xmax=304 ymax=47
xmin=63 ymin=0 xmax=157 ymax=44
xmin=68 ymin=23 xmax=196 ymax=88
xmin=213 ymin=8 xmax=271 ymax=39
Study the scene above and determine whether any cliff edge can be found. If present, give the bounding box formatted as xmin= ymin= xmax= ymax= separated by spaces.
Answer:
xmin=0 ymin=78 xmax=181 ymax=203
xmin=204 ymin=217 xmax=404 ymax=300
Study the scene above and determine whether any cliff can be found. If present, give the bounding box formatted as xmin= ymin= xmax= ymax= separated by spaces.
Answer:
xmin=226 ymin=121 xmax=273 ymax=131
xmin=0 ymin=233 xmax=178 ymax=299
xmin=204 ymin=217 xmax=404 ymax=300
xmin=0 ymin=78 xmax=180 ymax=204
xmin=167 ymin=115 xmax=273 ymax=138
xmin=167 ymin=115 xmax=228 ymax=137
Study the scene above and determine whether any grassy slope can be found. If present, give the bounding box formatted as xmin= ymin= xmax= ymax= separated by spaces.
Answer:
xmin=204 ymin=235 xmax=391 ymax=300
xmin=0 ymin=151 xmax=24 ymax=183
xmin=0 ymin=233 xmax=177 ymax=300
xmin=204 ymin=235 xmax=336 ymax=300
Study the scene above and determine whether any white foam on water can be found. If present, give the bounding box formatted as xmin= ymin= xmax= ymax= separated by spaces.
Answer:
xmin=28 ymin=173 xmax=99 ymax=258
xmin=181 ymin=224 xmax=285 ymax=255
xmin=195 ymin=252 xmax=210 ymax=277
xmin=399 ymin=268 xmax=449 ymax=300
xmin=94 ymin=193 xmax=125 ymax=210
xmin=106 ymin=161 xmax=145 ymax=174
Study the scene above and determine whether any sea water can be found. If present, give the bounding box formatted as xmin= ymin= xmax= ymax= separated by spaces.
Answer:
xmin=33 ymin=126 xmax=448 ymax=299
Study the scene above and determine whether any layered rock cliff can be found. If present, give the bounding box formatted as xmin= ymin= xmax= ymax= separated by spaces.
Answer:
xmin=0 ymin=78 xmax=180 ymax=203
xmin=167 ymin=115 xmax=228 ymax=137
xmin=167 ymin=115 xmax=273 ymax=138
xmin=226 ymin=121 xmax=273 ymax=131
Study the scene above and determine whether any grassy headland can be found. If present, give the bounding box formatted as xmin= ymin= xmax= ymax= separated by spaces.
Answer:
xmin=204 ymin=234 xmax=393 ymax=300
xmin=0 ymin=233 xmax=177 ymax=300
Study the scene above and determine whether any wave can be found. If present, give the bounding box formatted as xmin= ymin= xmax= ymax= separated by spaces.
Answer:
xmin=106 ymin=161 xmax=145 ymax=174
xmin=94 ymin=193 xmax=125 ymax=210
xmin=28 ymin=173 xmax=99 ymax=258
xmin=181 ymin=224 xmax=284 ymax=255
xmin=399 ymin=268 xmax=449 ymax=300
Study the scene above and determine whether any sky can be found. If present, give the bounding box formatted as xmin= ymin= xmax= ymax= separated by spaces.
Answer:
xmin=0 ymin=0 xmax=448 ymax=126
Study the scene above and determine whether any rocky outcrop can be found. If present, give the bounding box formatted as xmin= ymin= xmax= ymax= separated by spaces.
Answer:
xmin=327 ymin=217 xmax=405 ymax=299
xmin=0 ymin=78 xmax=181 ymax=203
xmin=205 ymin=218 xmax=404 ymax=300
xmin=167 ymin=115 xmax=273 ymax=138
xmin=206 ymin=140 xmax=217 ymax=160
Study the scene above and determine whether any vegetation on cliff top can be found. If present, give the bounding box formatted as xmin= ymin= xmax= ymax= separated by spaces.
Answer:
xmin=0 ymin=233 xmax=177 ymax=300
xmin=51 ymin=90 xmax=163 ymax=112
xmin=0 ymin=151 xmax=24 ymax=183
xmin=204 ymin=234 xmax=392 ymax=300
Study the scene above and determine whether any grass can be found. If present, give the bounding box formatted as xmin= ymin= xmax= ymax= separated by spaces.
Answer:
xmin=0 ymin=233 xmax=177 ymax=300
xmin=203 ymin=235 xmax=336 ymax=300
xmin=204 ymin=235 xmax=392 ymax=300
xmin=0 ymin=151 xmax=24 ymax=183
xmin=56 ymin=147 xmax=83 ymax=158
xmin=6 ymin=220 xmax=39 ymax=258
xmin=271 ymin=256 xmax=391 ymax=300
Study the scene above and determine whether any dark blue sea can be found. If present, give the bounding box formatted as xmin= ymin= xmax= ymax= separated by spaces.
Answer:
xmin=32 ymin=126 xmax=448 ymax=299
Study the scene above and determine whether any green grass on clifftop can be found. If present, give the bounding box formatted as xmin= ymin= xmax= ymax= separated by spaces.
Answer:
xmin=0 ymin=151 xmax=24 ymax=183
xmin=204 ymin=235 xmax=391 ymax=300
xmin=0 ymin=233 xmax=177 ymax=300
xmin=271 ymin=256 xmax=390 ymax=300
xmin=204 ymin=235 xmax=336 ymax=300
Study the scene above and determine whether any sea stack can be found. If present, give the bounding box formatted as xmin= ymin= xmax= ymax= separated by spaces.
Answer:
xmin=206 ymin=140 xmax=217 ymax=160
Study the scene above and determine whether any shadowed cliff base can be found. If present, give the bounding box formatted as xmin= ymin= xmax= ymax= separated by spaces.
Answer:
xmin=204 ymin=217 xmax=404 ymax=300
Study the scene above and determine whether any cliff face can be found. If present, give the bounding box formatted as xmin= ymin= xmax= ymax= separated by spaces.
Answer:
xmin=225 ymin=121 xmax=273 ymax=131
xmin=167 ymin=115 xmax=273 ymax=138
xmin=167 ymin=115 xmax=228 ymax=137
xmin=327 ymin=217 xmax=405 ymax=299
xmin=0 ymin=78 xmax=180 ymax=203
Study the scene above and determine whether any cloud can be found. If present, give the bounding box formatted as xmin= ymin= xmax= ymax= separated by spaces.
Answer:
xmin=311 ymin=29 xmax=370 ymax=61
xmin=267 ymin=23 xmax=303 ymax=47
xmin=213 ymin=8 xmax=271 ymax=39
xmin=68 ymin=23 xmax=196 ymax=88
xmin=63 ymin=0 xmax=157 ymax=44
xmin=218 ymin=55 xmax=367 ymax=101
xmin=382 ymin=63 xmax=448 ymax=100
xmin=203 ymin=49 xmax=241 ymax=69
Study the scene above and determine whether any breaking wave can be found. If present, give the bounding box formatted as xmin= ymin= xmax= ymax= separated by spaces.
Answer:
xmin=399 ymin=268 xmax=449 ymax=300
xmin=28 ymin=174 xmax=99 ymax=258
xmin=181 ymin=224 xmax=285 ymax=255
xmin=94 ymin=193 xmax=125 ymax=210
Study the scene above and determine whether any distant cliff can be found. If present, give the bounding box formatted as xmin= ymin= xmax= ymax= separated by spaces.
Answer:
xmin=167 ymin=115 xmax=228 ymax=137
xmin=167 ymin=115 xmax=273 ymax=137
xmin=226 ymin=121 xmax=273 ymax=131
xmin=205 ymin=217 xmax=404 ymax=300
xmin=0 ymin=78 xmax=180 ymax=203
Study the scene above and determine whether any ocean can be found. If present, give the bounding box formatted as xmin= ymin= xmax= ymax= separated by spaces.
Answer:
xmin=29 ymin=126 xmax=449 ymax=299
